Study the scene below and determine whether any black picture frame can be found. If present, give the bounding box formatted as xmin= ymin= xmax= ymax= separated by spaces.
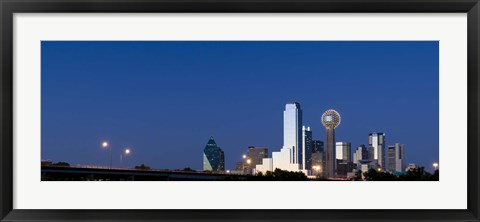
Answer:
xmin=1 ymin=0 xmax=479 ymax=221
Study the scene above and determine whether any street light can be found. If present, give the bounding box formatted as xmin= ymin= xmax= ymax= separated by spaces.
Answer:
xmin=313 ymin=165 xmax=322 ymax=178
xmin=101 ymin=141 xmax=112 ymax=169
xmin=120 ymin=147 xmax=131 ymax=168
xmin=433 ymin=162 xmax=439 ymax=171
xmin=241 ymin=154 xmax=247 ymax=174
xmin=246 ymin=159 xmax=252 ymax=175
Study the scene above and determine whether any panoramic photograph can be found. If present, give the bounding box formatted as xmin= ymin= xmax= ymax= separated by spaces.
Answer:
xmin=41 ymin=41 xmax=439 ymax=181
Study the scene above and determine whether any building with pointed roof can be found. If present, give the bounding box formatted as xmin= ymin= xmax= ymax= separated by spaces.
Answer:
xmin=203 ymin=136 xmax=225 ymax=172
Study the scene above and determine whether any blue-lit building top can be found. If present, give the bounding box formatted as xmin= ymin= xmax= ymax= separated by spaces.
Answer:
xmin=203 ymin=136 xmax=225 ymax=171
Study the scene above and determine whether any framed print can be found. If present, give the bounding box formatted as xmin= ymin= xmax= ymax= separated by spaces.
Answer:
xmin=1 ymin=0 xmax=479 ymax=221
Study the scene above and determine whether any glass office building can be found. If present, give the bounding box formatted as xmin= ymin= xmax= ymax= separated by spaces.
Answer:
xmin=369 ymin=132 xmax=386 ymax=170
xmin=203 ymin=136 xmax=225 ymax=171
xmin=283 ymin=102 xmax=303 ymax=165
xmin=387 ymin=143 xmax=405 ymax=173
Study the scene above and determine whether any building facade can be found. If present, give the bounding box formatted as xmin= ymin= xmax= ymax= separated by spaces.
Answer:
xmin=240 ymin=146 xmax=269 ymax=173
xmin=310 ymin=140 xmax=325 ymax=175
xmin=255 ymin=102 xmax=304 ymax=174
xmin=246 ymin=146 xmax=268 ymax=167
xmin=312 ymin=140 xmax=324 ymax=153
xmin=353 ymin=144 xmax=369 ymax=166
xmin=359 ymin=159 xmax=380 ymax=173
xmin=387 ymin=143 xmax=405 ymax=173
xmin=255 ymin=158 xmax=273 ymax=173
xmin=336 ymin=142 xmax=351 ymax=163
xmin=369 ymin=133 xmax=386 ymax=170
xmin=405 ymin=163 xmax=418 ymax=171
xmin=337 ymin=162 xmax=355 ymax=177
xmin=302 ymin=126 xmax=313 ymax=170
xmin=352 ymin=144 xmax=368 ymax=170
xmin=311 ymin=152 xmax=325 ymax=176
xmin=272 ymin=148 xmax=301 ymax=172
xmin=283 ymin=102 xmax=303 ymax=165
xmin=203 ymin=136 xmax=225 ymax=171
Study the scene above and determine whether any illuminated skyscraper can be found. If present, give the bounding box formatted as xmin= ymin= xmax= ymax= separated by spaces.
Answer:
xmin=311 ymin=152 xmax=325 ymax=176
xmin=336 ymin=142 xmax=351 ymax=163
xmin=302 ymin=126 xmax=312 ymax=170
xmin=387 ymin=143 xmax=405 ymax=173
xmin=256 ymin=103 xmax=303 ymax=173
xmin=203 ymin=136 xmax=225 ymax=171
xmin=283 ymin=102 xmax=303 ymax=165
xmin=369 ymin=133 xmax=386 ymax=170
xmin=336 ymin=142 xmax=353 ymax=177
xmin=310 ymin=140 xmax=325 ymax=175
xmin=246 ymin=146 xmax=268 ymax=168
xmin=353 ymin=144 xmax=368 ymax=166
xmin=312 ymin=140 xmax=324 ymax=153
xmin=321 ymin=109 xmax=341 ymax=178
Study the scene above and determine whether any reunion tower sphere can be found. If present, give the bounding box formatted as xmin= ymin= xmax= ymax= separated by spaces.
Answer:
xmin=321 ymin=109 xmax=341 ymax=129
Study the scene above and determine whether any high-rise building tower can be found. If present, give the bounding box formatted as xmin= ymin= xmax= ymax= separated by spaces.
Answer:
xmin=302 ymin=126 xmax=313 ymax=170
xmin=311 ymin=152 xmax=325 ymax=176
xmin=203 ymin=136 xmax=225 ymax=171
xmin=257 ymin=103 xmax=303 ymax=173
xmin=246 ymin=146 xmax=268 ymax=167
xmin=335 ymin=142 xmax=353 ymax=177
xmin=283 ymin=102 xmax=303 ymax=165
xmin=353 ymin=144 xmax=368 ymax=166
xmin=321 ymin=109 xmax=341 ymax=178
xmin=369 ymin=133 xmax=386 ymax=170
xmin=336 ymin=142 xmax=351 ymax=163
xmin=312 ymin=140 xmax=324 ymax=153
xmin=310 ymin=140 xmax=324 ymax=175
xmin=387 ymin=143 xmax=405 ymax=173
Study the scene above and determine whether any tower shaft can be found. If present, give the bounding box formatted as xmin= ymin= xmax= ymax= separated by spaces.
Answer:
xmin=325 ymin=127 xmax=336 ymax=178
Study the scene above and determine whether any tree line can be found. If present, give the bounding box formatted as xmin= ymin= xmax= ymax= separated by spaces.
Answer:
xmin=360 ymin=167 xmax=439 ymax=181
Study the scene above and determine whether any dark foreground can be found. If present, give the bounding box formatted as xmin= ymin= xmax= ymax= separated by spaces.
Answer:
xmin=41 ymin=165 xmax=254 ymax=181
xmin=41 ymin=165 xmax=439 ymax=181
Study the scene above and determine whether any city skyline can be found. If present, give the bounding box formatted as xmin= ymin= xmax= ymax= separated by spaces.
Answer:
xmin=41 ymin=41 xmax=439 ymax=172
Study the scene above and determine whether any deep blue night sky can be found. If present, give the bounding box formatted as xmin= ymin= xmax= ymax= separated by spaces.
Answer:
xmin=41 ymin=41 xmax=439 ymax=171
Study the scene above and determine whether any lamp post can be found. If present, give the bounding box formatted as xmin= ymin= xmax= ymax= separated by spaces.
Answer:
xmin=433 ymin=162 xmax=439 ymax=171
xmin=120 ymin=148 xmax=131 ymax=168
xmin=101 ymin=141 xmax=112 ymax=169
xmin=313 ymin=165 xmax=322 ymax=176
xmin=246 ymin=159 xmax=252 ymax=175
xmin=242 ymin=154 xmax=247 ymax=174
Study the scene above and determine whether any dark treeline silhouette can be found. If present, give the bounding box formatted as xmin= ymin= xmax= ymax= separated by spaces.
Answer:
xmin=52 ymin=161 xmax=70 ymax=167
xmin=180 ymin=167 xmax=196 ymax=172
xmin=249 ymin=168 xmax=308 ymax=181
xmin=363 ymin=167 xmax=439 ymax=181
xmin=134 ymin=164 xmax=151 ymax=170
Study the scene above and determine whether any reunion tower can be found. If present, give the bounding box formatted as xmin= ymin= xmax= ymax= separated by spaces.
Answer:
xmin=321 ymin=109 xmax=341 ymax=178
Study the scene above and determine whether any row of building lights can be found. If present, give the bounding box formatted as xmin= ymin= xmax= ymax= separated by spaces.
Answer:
xmin=240 ymin=153 xmax=325 ymax=175
xmin=101 ymin=141 xmax=438 ymax=172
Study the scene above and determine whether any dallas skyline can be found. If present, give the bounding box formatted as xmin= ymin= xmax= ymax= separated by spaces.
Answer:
xmin=41 ymin=41 xmax=439 ymax=171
